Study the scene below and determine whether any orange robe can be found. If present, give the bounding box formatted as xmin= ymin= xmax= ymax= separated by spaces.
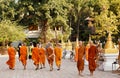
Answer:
xmin=77 ymin=46 xmax=85 ymax=71
xmin=74 ymin=46 xmax=79 ymax=62
xmin=19 ymin=46 xmax=27 ymax=66
xmin=54 ymin=46 xmax=62 ymax=67
xmin=6 ymin=47 xmax=16 ymax=69
xmin=39 ymin=47 xmax=46 ymax=65
xmin=32 ymin=47 xmax=40 ymax=65
xmin=46 ymin=47 xmax=54 ymax=65
xmin=88 ymin=45 xmax=97 ymax=72
xmin=85 ymin=44 xmax=90 ymax=61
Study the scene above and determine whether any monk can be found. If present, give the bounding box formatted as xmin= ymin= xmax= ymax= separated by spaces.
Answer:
xmin=19 ymin=43 xmax=27 ymax=70
xmin=17 ymin=43 xmax=21 ymax=58
xmin=54 ymin=43 xmax=62 ymax=70
xmin=77 ymin=41 xmax=85 ymax=76
xmin=28 ymin=42 xmax=33 ymax=59
xmin=46 ymin=43 xmax=54 ymax=71
xmin=88 ymin=41 xmax=98 ymax=76
xmin=6 ymin=42 xmax=16 ymax=70
xmin=39 ymin=45 xmax=46 ymax=69
xmin=32 ymin=43 xmax=40 ymax=70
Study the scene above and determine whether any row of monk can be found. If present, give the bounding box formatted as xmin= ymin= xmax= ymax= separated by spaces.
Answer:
xmin=6 ymin=42 xmax=62 ymax=71
xmin=6 ymin=40 xmax=119 ymax=76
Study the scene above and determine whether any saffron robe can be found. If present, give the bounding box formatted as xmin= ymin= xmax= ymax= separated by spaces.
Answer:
xmin=54 ymin=46 xmax=62 ymax=67
xmin=19 ymin=46 xmax=27 ymax=66
xmin=32 ymin=47 xmax=40 ymax=65
xmin=74 ymin=46 xmax=79 ymax=62
xmin=77 ymin=45 xmax=85 ymax=71
xmin=46 ymin=47 xmax=54 ymax=65
xmin=88 ymin=45 xmax=97 ymax=72
xmin=6 ymin=47 xmax=16 ymax=69
xmin=39 ymin=47 xmax=46 ymax=64
xmin=85 ymin=44 xmax=90 ymax=61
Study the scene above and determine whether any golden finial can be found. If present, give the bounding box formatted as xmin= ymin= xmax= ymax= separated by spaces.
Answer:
xmin=104 ymin=32 xmax=114 ymax=49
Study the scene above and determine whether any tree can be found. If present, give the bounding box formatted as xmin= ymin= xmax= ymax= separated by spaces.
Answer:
xmin=90 ymin=0 xmax=118 ymax=42
xmin=16 ymin=0 xmax=72 ymax=43
xmin=0 ymin=0 xmax=16 ymax=21
xmin=68 ymin=0 xmax=94 ymax=41
xmin=1 ymin=0 xmax=120 ymax=43
xmin=109 ymin=0 xmax=120 ymax=41
xmin=68 ymin=0 xmax=120 ymax=42
xmin=69 ymin=0 xmax=88 ymax=40
xmin=0 ymin=0 xmax=26 ymax=45
xmin=39 ymin=0 xmax=72 ymax=43
xmin=0 ymin=20 xmax=26 ymax=45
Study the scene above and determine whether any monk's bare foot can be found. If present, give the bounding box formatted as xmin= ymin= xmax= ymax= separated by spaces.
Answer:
xmin=50 ymin=68 xmax=53 ymax=71
xmin=35 ymin=67 xmax=39 ymax=70
xmin=43 ymin=65 xmax=45 ymax=68
xmin=9 ymin=67 xmax=14 ymax=70
xmin=90 ymin=74 xmax=93 ymax=76
xmin=11 ymin=68 xmax=15 ymax=70
xmin=57 ymin=68 xmax=60 ymax=71
xmin=80 ymin=74 xmax=84 ymax=77
xmin=78 ymin=72 xmax=80 ymax=75
xmin=24 ymin=67 xmax=26 ymax=70
xmin=35 ymin=64 xmax=39 ymax=70
xmin=40 ymin=67 xmax=42 ymax=69
xmin=24 ymin=66 xmax=26 ymax=70
xmin=57 ymin=67 xmax=60 ymax=71
xmin=79 ymin=72 xmax=84 ymax=77
xmin=50 ymin=69 xmax=52 ymax=71
xmin=35 ymin=68 xmax=38 ymax=70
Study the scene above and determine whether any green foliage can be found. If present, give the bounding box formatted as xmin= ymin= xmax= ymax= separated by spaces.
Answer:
xmin=15 ymin=0 xmax=72 ymax=42
xmin=0 ymin=0 xmax=120 ymax=43
xmin=89 ymin=0 xmax=119 ymax=41
xmin=0 ymin=20 xmax=26 ymax=42
xmin=38 ymin=0 xmax=72 ymax=42
xmin=0 ymin=0 xmax=16 ymax=20
xmin=46 ymin=27 xmax=55 ymax=42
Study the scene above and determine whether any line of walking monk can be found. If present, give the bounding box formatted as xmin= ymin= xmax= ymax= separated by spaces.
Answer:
xmin=6 ymin=42 xmax=62 ymax=71
xmin=75 ymin=41 xmax=98 ymax=76
xmin=6 ymin=40 xmax=99 ymax=76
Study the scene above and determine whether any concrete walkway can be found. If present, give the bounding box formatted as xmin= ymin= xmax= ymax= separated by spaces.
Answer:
xmin=0 ymin=55 xmax=119 ymax=78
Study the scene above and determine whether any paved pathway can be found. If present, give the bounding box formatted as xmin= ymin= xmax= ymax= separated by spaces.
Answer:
xmin=0 ymin=55 xmax=119 ymax=78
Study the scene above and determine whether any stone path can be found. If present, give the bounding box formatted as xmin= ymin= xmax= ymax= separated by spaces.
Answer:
xmin=0 ymin=55 xmax=119 ymax=78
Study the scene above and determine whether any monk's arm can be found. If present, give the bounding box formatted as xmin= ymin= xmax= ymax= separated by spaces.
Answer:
xmin=95 ymin=47 xmax=98 ymax=60
xmin=83 ymin=47 xmax=86 ymax=59
xmin=49 ymin=48 xmax=54 ymax=58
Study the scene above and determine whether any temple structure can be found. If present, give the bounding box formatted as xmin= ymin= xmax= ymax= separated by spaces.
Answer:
xmin=103 ymin=33 xmax=119 ymax=71
xmin=25 ymin=26 xmax=41 ymax=39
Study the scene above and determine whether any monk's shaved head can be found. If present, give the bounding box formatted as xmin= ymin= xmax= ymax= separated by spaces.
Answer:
xmin=79 ymin=41 xmax=83 ymax=46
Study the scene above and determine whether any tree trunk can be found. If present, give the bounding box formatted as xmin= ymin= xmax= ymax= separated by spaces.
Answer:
xmin=77 ymin=14 xmax=80 ymax=41
xmin=43 ymin=19 xmax=48 ymax=43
